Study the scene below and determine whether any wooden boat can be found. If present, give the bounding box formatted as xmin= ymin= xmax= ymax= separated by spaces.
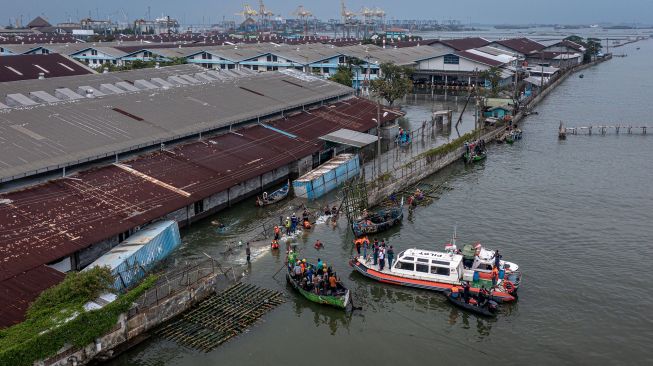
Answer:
xmin=447 ymin=292 xmax=498 ymax=317
xmin=286 ymin=264 xmax=350 ymax=309
xmin=463 ymin=140 xmax=487 ymax=163
xmin=352 ymin=201 xmax=403 ymax=237
xmin=256 ymin=180 xmax=289 ymax=207
xmin=464 ymin=150 xmax=487 ymax=162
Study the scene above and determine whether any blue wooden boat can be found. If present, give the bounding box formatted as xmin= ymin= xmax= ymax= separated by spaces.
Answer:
xmin=256 ymin=180 xmax=290 ymax=207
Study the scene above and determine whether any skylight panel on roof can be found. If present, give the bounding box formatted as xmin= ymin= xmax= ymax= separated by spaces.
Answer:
xmin=5 ymin=66 xmax=23 ymax=76
xmin=33 ymin=64 xmax=49 ymax=74
xmin=58 ymin=62 xmax=75 ymax=72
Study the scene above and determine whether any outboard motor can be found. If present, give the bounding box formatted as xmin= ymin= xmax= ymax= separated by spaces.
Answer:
xmin=488 ymin=300 xmax=499 ymax=313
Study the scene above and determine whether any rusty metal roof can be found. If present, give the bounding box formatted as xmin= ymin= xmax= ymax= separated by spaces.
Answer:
xmin=0 ymin=96 xmax=401 ymax=327
xmin=0 ymin=54 xmax=92 ymax=82
xmin=0 ymin=265 xmax=64 ymax=328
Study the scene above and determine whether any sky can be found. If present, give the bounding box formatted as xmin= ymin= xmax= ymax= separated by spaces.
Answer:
xmin=3 ymin=0 xmax=652 ymax=26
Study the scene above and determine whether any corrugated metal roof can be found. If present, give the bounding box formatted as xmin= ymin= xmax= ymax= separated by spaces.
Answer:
xmin=319 ymin=128 xmax=378 ymax=148
xmin=0 ymin=97 xmax=383 ymax=285
xmin=492 ymin=38 xmax=545 ymax=55
xmin=439 ymin=37 xmax=490 ymax=51
xmin=0 ymin=265 xmax=65 ymax=328
xmin=0 ymin=54 xmax=92 ymax=82
xmin=0 ymin=68 xmax=351 ymax=182
xmin=456 ymin=51 xmax=505 ymax=67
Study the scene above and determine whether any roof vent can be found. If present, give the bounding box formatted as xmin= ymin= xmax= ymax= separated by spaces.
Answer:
xmin=38 ymin=72 xmax=45 ymax=80
xmin=86 ymin=89 xmax=94 ymax=98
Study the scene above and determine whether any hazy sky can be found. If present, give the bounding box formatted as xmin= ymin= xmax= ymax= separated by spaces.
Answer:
xmin=4 ymin=0 xmax=651 ymax=26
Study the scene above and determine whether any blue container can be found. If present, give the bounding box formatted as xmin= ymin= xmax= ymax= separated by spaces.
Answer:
xmin=499 ymin=269 xmax=505 ymax=279
xmin=293 ymin=154 xmax=360 ymax=200
xmin=473 ymin=271 xmax=480 ymax=282
xmin=85 ymin=220 xmax=181 ymax=292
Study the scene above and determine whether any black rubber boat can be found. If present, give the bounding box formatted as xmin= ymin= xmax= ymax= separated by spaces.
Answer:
xmin=446 ymin=292 xmax=498 ymax=317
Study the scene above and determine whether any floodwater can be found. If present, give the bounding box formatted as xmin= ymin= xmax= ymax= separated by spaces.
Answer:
xmin=109 ymin=39 xmax=652 ymax=365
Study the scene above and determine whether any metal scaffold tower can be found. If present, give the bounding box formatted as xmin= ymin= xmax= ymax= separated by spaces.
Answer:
xmin=341 ymin=179 xmax=369 ymax=225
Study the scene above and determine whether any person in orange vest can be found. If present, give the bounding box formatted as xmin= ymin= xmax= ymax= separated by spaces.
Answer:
xmin=354 ymin=238 xmax=361 ymax=256
xmin=491 ymin=266 xmax=499 ymax=287
xmin=451 ymin=285 xmax=460 ymax=298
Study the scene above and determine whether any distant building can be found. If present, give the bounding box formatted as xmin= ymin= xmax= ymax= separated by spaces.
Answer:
xmin=385 ymin=27 xmax=407 ymax=39
xmin=27 ymin=16 xmax=51 ymax=29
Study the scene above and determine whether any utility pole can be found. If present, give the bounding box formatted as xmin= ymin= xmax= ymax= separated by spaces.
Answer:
xmin=376 ymin=101 xmax=382 ymax=178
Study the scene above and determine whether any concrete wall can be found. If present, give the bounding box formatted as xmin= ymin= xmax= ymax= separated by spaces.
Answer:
xmin=367 ymin=126 xmax=507 ymax=207
xmin=42 ymin=274 xmax=220 ymax=366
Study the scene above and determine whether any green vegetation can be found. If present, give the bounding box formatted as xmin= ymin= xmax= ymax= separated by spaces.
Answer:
xmin=479 ymin=66 xmax=502 ymax=97
xmin=370 ymin=62 xmax=414 ymax=106
xmin=329 ymin=65 xmax=354 ymax=87
xmin=419 ymin=130 xmax=478 ymax=159
xmin=564 ymin=35 xmax=603 ymax=63
xmin=0 ymin=268 xmax=157 ymax=366
xmin=101 ymin=57 xmax=187 ymax=72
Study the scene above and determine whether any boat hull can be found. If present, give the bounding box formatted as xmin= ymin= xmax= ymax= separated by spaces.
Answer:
xmin=352 ymin=209 xmax=403 ymax=237
xmin=256 ymin=182 xmax=290 ymax=206
xmin=349 ymin=258 xmax=515 ymax=303
xmin=286 ymin=273 xmax=349 ymax=309
xmin=447 ymin=293 xmax=496 ymax=317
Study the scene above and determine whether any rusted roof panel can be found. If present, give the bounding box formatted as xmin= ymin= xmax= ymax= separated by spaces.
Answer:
xmin=0 ymin=265 xmax=65 ymax=328
xmin=0 ymin=54 xmax=92 ymax=82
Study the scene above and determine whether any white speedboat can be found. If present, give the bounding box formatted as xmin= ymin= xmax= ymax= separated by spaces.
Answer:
xmin=350 ymin=247 xmax=517 ymax=303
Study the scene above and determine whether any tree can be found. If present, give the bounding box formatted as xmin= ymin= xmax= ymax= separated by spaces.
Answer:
xmin=329 ymin=65 xmax=353 ymax=87
xmin=370 ymin=62 xmax=413 ymax=106
xmin=564 ymin=35 xmax=603 ymax=63
xmin=584 ymin=38 xmax=603 ymax=61
xmin=479 ymin=66 xmax=502 ymax=97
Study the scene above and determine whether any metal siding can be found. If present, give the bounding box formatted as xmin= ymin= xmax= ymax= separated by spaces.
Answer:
xmin=87 ymin=221 xmax=181 ymax=292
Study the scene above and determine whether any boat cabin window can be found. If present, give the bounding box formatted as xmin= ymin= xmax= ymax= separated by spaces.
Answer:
xmin=431 ymin=260 xmax=449 ymax=266
xmin=416 ymin=264 xmax=429 ymax=273
xmin=397 ymin=261 xmax=415 ymax=271
xmin=417 ymin=258 xmax=429 ymax=263
xmin=476 ymin=263 xmax=492 ymax=271
xmin=403 ymin=257 xmax=415 ymax=261
xmin=431 ymin=266 xmax=450 ymax=276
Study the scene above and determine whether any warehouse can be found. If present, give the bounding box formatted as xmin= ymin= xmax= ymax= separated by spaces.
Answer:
xmin=0 ymin=64 xmax=352 ymax=184
xmin=0 ymin=64 xmax=401 ymax=327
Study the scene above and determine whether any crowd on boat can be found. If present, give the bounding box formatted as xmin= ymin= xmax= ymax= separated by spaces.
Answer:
xmin=287 ymin=251 xmax=345 ymax=296
xmin=353 ymin=236 xmax=396 ymax=271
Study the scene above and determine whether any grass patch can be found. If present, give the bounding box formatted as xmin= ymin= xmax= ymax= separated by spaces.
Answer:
xmin=0 ymin=268 xmax=156 ymax=366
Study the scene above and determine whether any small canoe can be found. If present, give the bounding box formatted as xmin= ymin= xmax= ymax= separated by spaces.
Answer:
xmin=352 ymin=203 xmax=403 ymax=237
xmin=286 ymin=265 xmax=350 ymax=309
xmin=464 ymin=151 xmax=487 ymax=162
xmin=447 ymin=292 xmax=497 ymax=317
xmin=256 ymin=180 xmax=290 ymax=207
